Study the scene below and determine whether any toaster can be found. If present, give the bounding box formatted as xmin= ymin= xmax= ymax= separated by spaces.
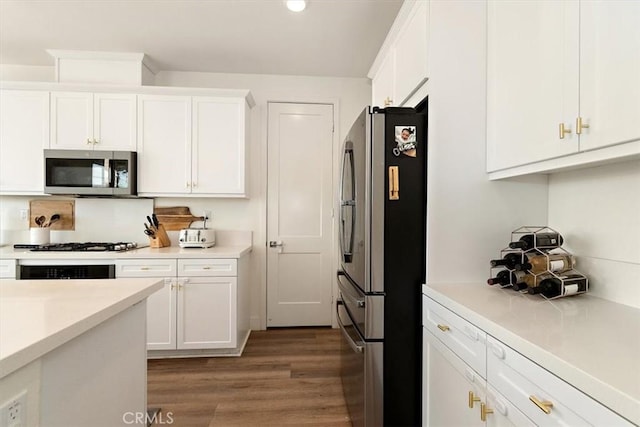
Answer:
xmin=178 ymin=228 xmax=216 ymax=248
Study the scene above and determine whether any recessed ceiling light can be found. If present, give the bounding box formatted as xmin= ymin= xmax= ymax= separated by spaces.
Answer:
xmin=286 ymin=0 xmax=307 ymax=12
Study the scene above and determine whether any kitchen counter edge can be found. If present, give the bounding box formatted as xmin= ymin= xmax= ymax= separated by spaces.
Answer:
xmin=0 ymin=244 xmax=252 ymax=260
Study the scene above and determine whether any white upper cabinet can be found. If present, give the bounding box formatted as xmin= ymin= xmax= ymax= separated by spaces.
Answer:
xmin=487 ymin=0 xmax=640 ymax=177
xmin=579 ymin=1 xmax=640 ymax=152
xmin=137 ymin=95 xmax=192 ymax=195
xmin=50 ymin=91 xmax=136 ymax=151
xmin=137 ymin=94 xmax=250 ymax=197
xmin=370 ymin=0 xmax=429 ymax=108
xmin=0 ymin=90 xmax=49 ymax=194
xmin=191 ymin=97 xmax=248 ymax=196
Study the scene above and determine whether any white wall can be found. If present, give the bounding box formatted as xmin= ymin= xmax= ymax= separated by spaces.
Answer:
xmin=425 ymin=0 xmax=549 ymax=284
xmin=548 ymin=160 xmax=640 ymax=308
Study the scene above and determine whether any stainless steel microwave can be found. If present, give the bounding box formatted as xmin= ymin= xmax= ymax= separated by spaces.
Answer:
xmin=44 ymin=149 xmax=137 ymax=196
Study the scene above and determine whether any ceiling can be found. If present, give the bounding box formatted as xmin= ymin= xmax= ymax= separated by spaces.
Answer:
xmin=0 ymin=0 xmax=403 ymax=78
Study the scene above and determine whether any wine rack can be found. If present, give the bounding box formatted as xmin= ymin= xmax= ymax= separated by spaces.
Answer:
xmin=488 ymin=226 xmax=588 ymax=299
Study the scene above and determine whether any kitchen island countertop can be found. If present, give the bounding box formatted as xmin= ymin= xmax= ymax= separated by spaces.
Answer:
xmin=0 ymin=278 xmax=163 ymax=378
xmin=423 ymin=283 xmax=640 ymax=425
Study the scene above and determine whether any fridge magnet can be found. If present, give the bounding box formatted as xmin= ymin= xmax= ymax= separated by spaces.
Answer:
xmin=393 ymin=126 xmax=417 ymax=157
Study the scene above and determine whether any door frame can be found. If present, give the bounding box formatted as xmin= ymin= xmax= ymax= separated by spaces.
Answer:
xmin=258 ymin=97 xmax=341 ymax=330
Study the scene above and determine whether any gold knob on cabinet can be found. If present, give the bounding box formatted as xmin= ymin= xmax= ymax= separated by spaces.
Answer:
xmin=559 ymin=123 xmax=572 ymax=139
xmin=480 ymin=403 xmax=494 ymax=421
xmin=437 ymin=324 xmax=450 ymax=332
xmin=468 ymin=391 xmax=481 ymax=408
xmin=384 ymin=97 xmax=393 ymax=107
xmin=576 ymin=117 xmax=590 ymax=135
xmin=529 ymin=395 xmax=554 ymax=414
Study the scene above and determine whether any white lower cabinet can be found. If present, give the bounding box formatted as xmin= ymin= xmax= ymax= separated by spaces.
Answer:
xmin=0 ymin=259 xmax=17 ymax=279
xmin=116 ymin=258 xmax=239 ymax=351
xmin=423 ymin=295 xmax=631 ymax=426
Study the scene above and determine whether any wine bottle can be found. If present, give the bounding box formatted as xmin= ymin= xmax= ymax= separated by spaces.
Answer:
xmin=487 ymin=270 xmax=511 ymax=286
xmin=490 ymin=252 xmax=523 ymax=269
xmin=508 ymin=232 xmax=564 ymax=251
xmin=488 ymin=270 xmax=528 ymax=286
xmin=528 ymin=274 xmax=587 ymax=298
xmin=516 ymin=253 xmax=575 ymax=274
xmin=514 ymin=272 xmax=553 ymax=291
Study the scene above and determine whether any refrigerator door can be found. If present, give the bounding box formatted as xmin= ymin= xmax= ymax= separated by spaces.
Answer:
xmin=339 ymin=108 xmax=369 ymax=291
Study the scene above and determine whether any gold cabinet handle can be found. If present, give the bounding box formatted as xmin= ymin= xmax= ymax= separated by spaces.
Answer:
xmin=529 ymin=395 xmax=554 ymax=414
xmin=384 ymin=97 xmax=393 ymax=107
xmin=93 ymin=139 xmax=99 ymax=144
xmin=140 ymin=266 xmax=149 ymax=270
xmin=576 ymin=117 xmax=590 ymax=135
xmin=203 ymin=266 xmax=211 ymax=270
xmin=468 ymin=391 xmax=481 ymax=408
xmin=437 ymin=324 xmax=450 ymax=332
xmin=87 ymin=138 xmax=92 ymax=145
xmin=480 ymin=403 xmax=494 ymax=421
xmin=559 ymin=123 xmax=572 ymax=139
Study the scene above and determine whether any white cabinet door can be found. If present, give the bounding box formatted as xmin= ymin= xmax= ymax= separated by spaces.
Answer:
xmin=0 ymin=90 xmax=49 ymax=193
xmin=51 ymin=91 xmax=136 ymax=151
xmin=487 ymin=0 xmax=579 ymax=172
xmin=177 ymin=276 xmax=237 ymax=349
xmin=394 ymin=0 xmax=429 ymax=105
xmin=137 ymin=95 xmax=192 ymax=194
xmin=50 ymin=91 xmax=93 ymax=149
xmin=92 ymin=93 xmax=137 ymax=151
xmin=192 ymin=97 xmax=247 ymax=196
xmin=146 ymin=278 xmax=178 ymax=350
xmin=372 ymin=51 xmax=396 ymax=108
xmin=423 ymin=328 xmax=485 ymax=427
xmin=579 ymin=0 xmax=640 ymax=152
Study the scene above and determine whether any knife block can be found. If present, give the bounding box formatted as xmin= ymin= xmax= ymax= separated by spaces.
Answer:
xmin=149 ymin=224 xmax=171 ymax=248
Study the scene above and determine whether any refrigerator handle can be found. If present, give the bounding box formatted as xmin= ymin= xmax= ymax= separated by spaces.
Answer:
xmin=339 ymin=148 xmax=356 ymax=263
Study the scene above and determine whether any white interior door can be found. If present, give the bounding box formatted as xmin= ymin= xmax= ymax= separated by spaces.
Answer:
xmin=267 ymin=102 xmax=334 ymax=327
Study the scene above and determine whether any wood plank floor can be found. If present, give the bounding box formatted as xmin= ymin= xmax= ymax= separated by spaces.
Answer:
xmin=147 ymin=327 xmax=352 ymax=427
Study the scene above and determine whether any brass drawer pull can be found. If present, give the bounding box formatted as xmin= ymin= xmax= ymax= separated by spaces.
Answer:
xmin=529 ymin=395 xmax=554 ymax=414
xmin=468 ymin=391 xmax=480 ymax=408
xmin=480 ymin=403 xmax=494 ymax=421
xmin=437 ymin=324 xmax=450 ymax=332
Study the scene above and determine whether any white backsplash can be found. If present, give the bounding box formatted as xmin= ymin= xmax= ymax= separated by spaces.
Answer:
xmin=0 ymin=196 xmax=153 ymax=245
xmin=548 ymin=160 xmax=640 ymax=308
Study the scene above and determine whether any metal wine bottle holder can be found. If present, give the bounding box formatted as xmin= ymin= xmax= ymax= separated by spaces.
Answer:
xmin=489 ymin=226 xmax=588 ymax=299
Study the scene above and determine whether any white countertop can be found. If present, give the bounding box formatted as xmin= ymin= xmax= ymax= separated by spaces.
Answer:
xmin=423 ymin=283 xmax=640 ymax=425
xmin=0 ymin=244 xmax=252 ymax=260
xmin=0 ymin=278 xmax=163 ymax=378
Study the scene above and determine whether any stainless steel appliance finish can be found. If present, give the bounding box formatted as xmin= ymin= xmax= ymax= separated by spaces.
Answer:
xmin=44 ymin=149 xmax=137 ymax=196
xmin=337 ymin=105 xmax=427 ymax=426
xmin=337 ymin=295 xmax=383 ymax=427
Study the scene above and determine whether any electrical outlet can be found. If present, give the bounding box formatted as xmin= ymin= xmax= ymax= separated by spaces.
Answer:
xmin=203 ymin=210 xmax=212 ymax=220
xmin=19 ymin=209 xmax=28 ymax=221
xmin=1 ymin=391 xmax=26 ymax=427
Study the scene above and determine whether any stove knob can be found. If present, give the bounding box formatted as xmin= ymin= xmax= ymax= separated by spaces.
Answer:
xmin=114 ymin=244 xmax=123 ymax=251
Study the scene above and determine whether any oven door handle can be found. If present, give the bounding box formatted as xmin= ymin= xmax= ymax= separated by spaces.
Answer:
xmin=336 ymin=299 xmax=364 ymax=353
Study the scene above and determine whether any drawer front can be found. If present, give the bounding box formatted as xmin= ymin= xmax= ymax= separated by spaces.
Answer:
xmin=0 ymin=259 xmax=17 ymax=279
xmin=423 ymin=295 xmax=486 ymax=377
xmin=178 ymin=258 xmax=237 ymax=277
xmin=116 ymin=259 xmax=177 ymax=277
xmin=487 ymin=336 xmax=633 ymax=427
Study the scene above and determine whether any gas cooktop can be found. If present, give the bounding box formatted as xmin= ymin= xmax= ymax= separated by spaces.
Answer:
xmin=14 ymin=242 xmax=140 ymax=252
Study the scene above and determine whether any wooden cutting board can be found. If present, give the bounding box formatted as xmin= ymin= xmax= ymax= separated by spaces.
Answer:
xmin=154 ymin=206 xmax=205 ymax=231
xmin=29 ymin=200 xmax=75 ymax=230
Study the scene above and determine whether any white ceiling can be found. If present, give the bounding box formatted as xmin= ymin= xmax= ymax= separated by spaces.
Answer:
xmin=0 ymin=0 xmax=403 ymax=78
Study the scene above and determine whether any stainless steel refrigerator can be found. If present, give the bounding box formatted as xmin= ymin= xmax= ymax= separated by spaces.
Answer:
xmin=337 ymin=105 xmax=427 ymax=426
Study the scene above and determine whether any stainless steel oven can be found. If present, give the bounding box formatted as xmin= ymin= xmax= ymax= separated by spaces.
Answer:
xmin=337 ymin=271 xmax=383 ymax=427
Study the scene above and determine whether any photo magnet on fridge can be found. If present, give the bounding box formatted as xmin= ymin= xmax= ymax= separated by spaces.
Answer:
xmin=393 ymin=126 xmax=417 ymax=157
